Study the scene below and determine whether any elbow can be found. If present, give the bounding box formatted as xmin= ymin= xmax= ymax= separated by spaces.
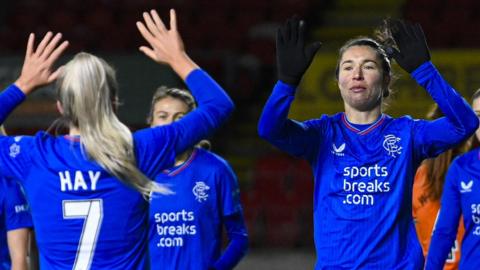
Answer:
xmin=466 ymin=113 xmax=480 ymax=136
xmin=225 ymin=97 xmax=235 ymax=117
xmin=212 ymin=97 xmax=235 ymax=125
xmin=452 ymin=109 xmax=479 ymax=140
xmin=239 ymin=234 xmax=249 ymax=257
xmin=219 ymin=96 xmax=235 ymax=120
xmin=257 ymin=121 xmax=272 ymax=141
xmin=257 ymin=110 xmax=277 ymax=141
xmin=459 ymin=111 xmax=480 ymax=140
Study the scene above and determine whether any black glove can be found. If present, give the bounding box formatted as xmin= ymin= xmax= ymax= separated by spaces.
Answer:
xmin=276 ymin=17 xmax=322 ymax=85
xmin=388 ymin=19 xmax=431 ymax=73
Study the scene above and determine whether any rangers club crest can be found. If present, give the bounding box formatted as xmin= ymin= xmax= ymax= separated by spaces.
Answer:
xmin=192 ymin=181 xmax=210 ymax=202
xmin=383 ymin=134 xmax=402 ymax=158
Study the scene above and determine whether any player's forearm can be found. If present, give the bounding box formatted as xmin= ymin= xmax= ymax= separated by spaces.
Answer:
xmin=7 ymin=228 xmax=30 ymax=270
xmin=211 ymin=234 xmax=248 ymax=270
xmin=0 ymin=85 xmax=27 ymax=125
xmin=412 ymin=62 xmax=479 ymax=138
xmin=258 ymin=81 xmax=313 ymax=157
xmin=170 ymin=52 xmax=198 ymax=81
xmin=425 ymin=175 xmax=461 ymax=270
xmin=425 ymin=231 xmax=456 ymax=270
xmin=10 ymin=257 xmax=28 ymax=270
xmin=211 ymin=212 xmax=248 ymax=270
xmin=171 ymin=69 xmax=234 ymax=154
xmin=258 ymin=81 xmax=297 ymax=140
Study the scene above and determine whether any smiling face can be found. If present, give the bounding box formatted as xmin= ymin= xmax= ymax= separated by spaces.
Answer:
xmin=150 ymin=96 xmax=189 ymax=127
xmin=337 ymin=45 xmax=387 ymax=113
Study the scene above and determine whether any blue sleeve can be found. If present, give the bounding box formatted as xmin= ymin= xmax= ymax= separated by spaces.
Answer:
xmin=0 ymin=85 xmax=26 ymax=124
xmin=3 ymin=179 xmax=33 ymax=231
xmin=0 ymin=85 xmax=34 ymax=180
xmin=211 ymin=212 xmax=248 ymax=270
xmin=219 ymin=159 xmax=242 ymax=216
xmin=412 ymin=62 xmax=479 ymax=160
xmin=134 ymin=69 xmax=234 ymax=177
xmin=257 ymin=81 xmax=322 ymax=159
xmin=425 ymin=161 xmax=462 ymax=270
xmin=0 ymin=135 xmax=35 ymax=180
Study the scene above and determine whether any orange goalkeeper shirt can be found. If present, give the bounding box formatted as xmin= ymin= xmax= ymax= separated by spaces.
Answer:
xmin=413 ymin=164 xmax=464 ymax=270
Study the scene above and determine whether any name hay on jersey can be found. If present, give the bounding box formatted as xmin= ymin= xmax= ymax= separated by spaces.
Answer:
xmin=153 ymin=210 xmax=197 ymax=248
xmin=342 ymin=164 xmax=391 ymax=206
xmin=59 ymin=170 xmax=101 ymax=191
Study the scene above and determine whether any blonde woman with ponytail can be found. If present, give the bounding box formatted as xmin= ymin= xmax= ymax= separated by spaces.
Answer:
xmin=0 ymin=9 xmax=233 ymax=270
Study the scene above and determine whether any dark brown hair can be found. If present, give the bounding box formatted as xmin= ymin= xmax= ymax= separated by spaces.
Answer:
xmin=422 ymin=104 xmax=470 ymax=200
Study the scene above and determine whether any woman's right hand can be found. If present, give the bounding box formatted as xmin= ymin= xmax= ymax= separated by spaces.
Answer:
xmin=276 ymin=16 xmax=322 ymax=86
xmin=14 ymin=32 xmax=69 ymax=95
xmin=136 ymin=9 xmax=198 ymax=80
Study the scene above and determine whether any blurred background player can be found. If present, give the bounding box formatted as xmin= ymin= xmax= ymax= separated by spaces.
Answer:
xmin=147 ymin=86 xmax=248 ymax=270
xmin=0 ymin=9 xmax=233 ymax=270
xmin=0 ymin=126 xmax=32 ymax=270
xmin=412 ymin=104 xmax=468 ymax=270
xmin=258 ymin=17 xmax=478 ymax=269
xmin=426 ymin=89 xmax=480 ymax=270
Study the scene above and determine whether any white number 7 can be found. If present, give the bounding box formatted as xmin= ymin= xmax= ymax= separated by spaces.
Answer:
xmin=63 ymin=199 xmax=104 ymax=270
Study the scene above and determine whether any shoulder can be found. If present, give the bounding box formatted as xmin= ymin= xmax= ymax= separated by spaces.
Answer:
xmin=195 ymin=149 xmax=231 ymax=169
xmin=386 ymin=115 xmax=417 ymax=126
xmin=303 ymin=113 xmax=339 ymax=128
xmin=11 ymin=131 xmax=58 ymax=148
xmin=194 ymin=148 xmax=235 ymax=175
xmin=452 ymin=149 xmax=478 ymax=168
xmin=380 ymin=115 xmax=423 ymax=134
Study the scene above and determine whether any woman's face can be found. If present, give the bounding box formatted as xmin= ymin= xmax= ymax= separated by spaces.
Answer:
xmin=150 ymin=96 xmax=189 ymax=127
xmin=472 ymin=96 xmax=480 ymax=142
xmin=337 ymin=45 xmax=387 ymax=112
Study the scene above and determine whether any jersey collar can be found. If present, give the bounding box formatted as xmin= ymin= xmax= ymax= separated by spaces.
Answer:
xmin=341 ymin=113 xmax=385 ymax=135
xmin=163 ymin=148 xmax=198 ymax=176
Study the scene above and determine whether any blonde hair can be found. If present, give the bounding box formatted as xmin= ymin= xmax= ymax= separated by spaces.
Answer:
xmin=57 ymin=52 xmax=171 ymax=197
xmin=0 ymin=125 xmax=5 ymax=136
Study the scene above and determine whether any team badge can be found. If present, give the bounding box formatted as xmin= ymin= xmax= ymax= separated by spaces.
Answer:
xmin=192 ymin=181 xmax=210 ymax=202
xmin=9 ymin=143 xmax=20 ymax=158
xmin=383 ymin=134 xmax=402 ymax=158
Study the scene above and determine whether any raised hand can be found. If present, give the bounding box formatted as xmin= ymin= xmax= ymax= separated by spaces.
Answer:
xmin=14 ymin=32 xmax=69 ymax=94
xmin=388 ymin=19 xmax=430 ymax=73
xmin=276 ymin=17 xmax=322 ymax=86
xmin=136 ymin=9 xmax=197 ymax=80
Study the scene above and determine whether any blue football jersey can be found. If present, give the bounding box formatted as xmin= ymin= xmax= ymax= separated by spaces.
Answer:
xmin=426 ymin=148 xmax=480 ymax=270
xmin=148 ymin=148 xmax=243 ymax=270
xmin=0 ymin=69 xmax=233 ymax=270
xmin=0 ymin=177 xmax=32 ymax=270
xmin=258 ymin=62 xmax=478 ymax=269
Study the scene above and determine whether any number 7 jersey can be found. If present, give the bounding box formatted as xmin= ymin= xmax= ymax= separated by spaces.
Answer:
xmin=0 ymin=69 xmax=234 ymax=270
xmin=0 ymin=131 xmax=176 ymax=270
